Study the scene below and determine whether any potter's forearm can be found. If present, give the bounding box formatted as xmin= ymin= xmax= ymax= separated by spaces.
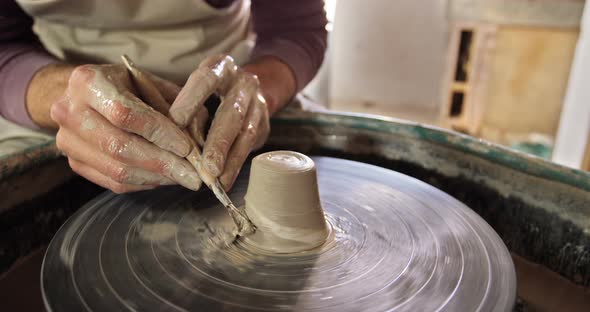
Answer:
xmin=26 ymin=63 xmax=75 ymax=129
xmin=243 ymin=56 xmax=296 ymax=115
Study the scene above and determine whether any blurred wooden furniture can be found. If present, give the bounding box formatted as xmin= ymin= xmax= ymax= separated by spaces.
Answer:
xmin=441 ymin=22 xmax=496 ymax=133
xmin=442 ymin=0 xmax=584 ymax=149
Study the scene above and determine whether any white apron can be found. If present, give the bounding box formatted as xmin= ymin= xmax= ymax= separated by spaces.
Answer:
xmin=1 ymin=0 xmax=253 ymax=157
xmin=16 ymin=0 xmax=254 ymax=84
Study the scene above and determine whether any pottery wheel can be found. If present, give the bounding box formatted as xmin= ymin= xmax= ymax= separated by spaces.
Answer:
xmin=42 ymin=157 xmax=516 ymax=311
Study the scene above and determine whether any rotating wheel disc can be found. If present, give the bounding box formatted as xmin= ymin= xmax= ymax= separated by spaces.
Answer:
xmin=42 ymin=157 xmax=516 ymax=311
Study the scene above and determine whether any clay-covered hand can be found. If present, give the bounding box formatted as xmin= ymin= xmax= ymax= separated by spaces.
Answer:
xmin=169 ymin=55 xmax=270 ymax=190
xmin=51 ymin=64 xmax=202 ymax=193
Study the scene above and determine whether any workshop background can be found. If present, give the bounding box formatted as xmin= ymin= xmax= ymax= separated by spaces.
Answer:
xmin=304 ymin=0 xmax=590 ymax=171
xmin=2 ymin=0 xmax=590 ymax=311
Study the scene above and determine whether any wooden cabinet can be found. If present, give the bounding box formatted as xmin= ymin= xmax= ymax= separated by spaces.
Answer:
xmin=442 ymin=0 xmax=583 ymax=151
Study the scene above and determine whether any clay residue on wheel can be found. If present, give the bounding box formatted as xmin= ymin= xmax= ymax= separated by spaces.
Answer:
xmin=137 ymin=222 xmax=178 ymax=243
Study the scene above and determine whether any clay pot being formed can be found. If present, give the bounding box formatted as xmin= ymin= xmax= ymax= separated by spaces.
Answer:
xmin=243 ymin=151 xmax=330 ymax=253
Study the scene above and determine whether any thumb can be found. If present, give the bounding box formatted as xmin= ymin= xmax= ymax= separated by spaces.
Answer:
xmin=146 ymin=72 xmax=182 ymax=105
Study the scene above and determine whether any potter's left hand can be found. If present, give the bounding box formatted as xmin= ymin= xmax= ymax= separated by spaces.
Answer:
xmin=170 ymin=55 xmax=288 ymax=190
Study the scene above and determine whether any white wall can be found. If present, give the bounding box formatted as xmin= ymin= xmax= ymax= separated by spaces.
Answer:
xmin=552 ymin=3 xmax=590 ymax=169
xmin=329 ymin=0 xmax=449 ymax=112
xmin=301 ymin=0 xmax=337 ymax=105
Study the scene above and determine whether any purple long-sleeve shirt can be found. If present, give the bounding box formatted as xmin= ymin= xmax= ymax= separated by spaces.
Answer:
xmin=0 ymin=0 xmax=327 ymax=129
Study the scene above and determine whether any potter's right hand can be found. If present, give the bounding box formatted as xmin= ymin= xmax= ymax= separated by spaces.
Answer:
xmin=50 ymin=64 xmax=202 ymax=193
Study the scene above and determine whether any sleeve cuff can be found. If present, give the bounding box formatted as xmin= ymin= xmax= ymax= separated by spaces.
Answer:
xmin=251 ymin=38 xmax=316 ymax=93
xmin=0 ymin=44 xmax=57 ymax=129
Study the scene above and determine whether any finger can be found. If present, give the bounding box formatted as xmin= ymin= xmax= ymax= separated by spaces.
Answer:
xmin=122 ymin=55 xmax=174 ymax=115
xmin=169 ymin=55 xmax=237 ymax=127
xmin=202 ymin=72 xmax=258 ymax=177
xmin=252 ymin=93 xmax=271 ymax=150
xmin=129 ymin=71 xmax=171 ymax=116
xmin=69 ymin=65 xmax=190 ymax=157
xmin=123 ymin=59 xmax=208 ymax=154
xmin=49 ymin=97 xmax=69 ymax=124
xmin=188 ymin=106 xmax=209 ymax=147
xmin=68 ymin=158 xmax=156 ymax=194
xmin=60 ymin=108 xmax=202 ymax=191
xmin=146 ymin=72 xmax=181 ymax=104
xmin=218 ymin=97 xmax=268 ymax=191
xmin=57 ymin=128 xmax=175 ymax=186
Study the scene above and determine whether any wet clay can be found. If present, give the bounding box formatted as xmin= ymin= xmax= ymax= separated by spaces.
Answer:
xmin=243 ymin=151 xmax=330 ymax=253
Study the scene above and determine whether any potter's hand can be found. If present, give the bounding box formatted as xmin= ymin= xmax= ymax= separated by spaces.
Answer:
xmin=51 ymin=64 xmax=202 ymax=193
xmin=170 ymin=55 xmax=271 ymax=190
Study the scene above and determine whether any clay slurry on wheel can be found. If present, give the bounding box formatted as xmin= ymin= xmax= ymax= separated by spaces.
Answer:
xmin=42 ymin=156 xmax=516 ymax=311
